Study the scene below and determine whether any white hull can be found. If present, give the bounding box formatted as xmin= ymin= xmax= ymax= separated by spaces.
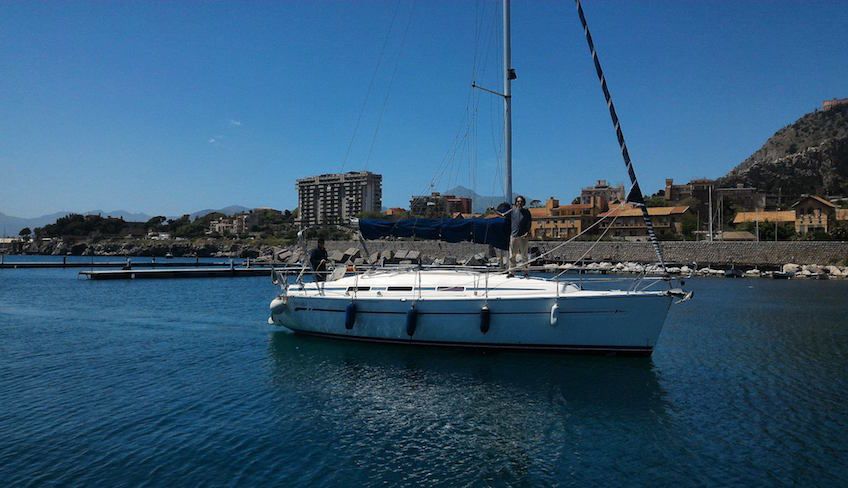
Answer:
xmin=270 ymin=271 xmax=674 ymax=355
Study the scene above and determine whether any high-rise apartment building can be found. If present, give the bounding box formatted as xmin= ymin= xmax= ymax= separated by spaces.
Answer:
xmin=296 ymin=171 xmax=382 ymax=227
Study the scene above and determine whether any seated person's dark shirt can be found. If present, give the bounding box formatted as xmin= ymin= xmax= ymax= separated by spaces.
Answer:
xmin=309 ymin=248 xmax=328 ymax=281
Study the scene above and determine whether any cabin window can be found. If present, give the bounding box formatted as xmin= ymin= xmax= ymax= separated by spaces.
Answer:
xmin=436 ymin=286 xmax=465 ymax=292
xmin=386 ymin=286 xmax=413 ymax=291
xmin=346 ymin=286 xmax=370 ymax=292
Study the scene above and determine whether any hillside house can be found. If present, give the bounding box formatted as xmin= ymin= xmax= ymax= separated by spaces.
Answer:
xmin=529 ymin=198 xmax=597 ymax=240
xmin=596 ymin=205 xmax=691 ymax=239
xmin=792 ymin=195 xmax=838 ymax=234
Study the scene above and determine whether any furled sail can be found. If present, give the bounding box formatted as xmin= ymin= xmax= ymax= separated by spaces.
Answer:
xmin=574 ymin=0 xmax=667 ymax=271
xmin=358 ymin=218 xmax=509 ymax=250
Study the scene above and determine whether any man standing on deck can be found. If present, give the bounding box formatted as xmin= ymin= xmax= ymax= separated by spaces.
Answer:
xmin=309 ymin=238 xmax=328 ymax=282
xmin=502 ymin=196 xmax=532 ymax=277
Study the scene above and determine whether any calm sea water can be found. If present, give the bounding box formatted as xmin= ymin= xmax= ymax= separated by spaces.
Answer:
xmin=1 ymin=266 xmax=846 ymax=486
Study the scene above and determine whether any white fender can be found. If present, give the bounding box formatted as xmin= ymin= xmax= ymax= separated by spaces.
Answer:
xmin=550 ymin=303 xmax=559 ymax=326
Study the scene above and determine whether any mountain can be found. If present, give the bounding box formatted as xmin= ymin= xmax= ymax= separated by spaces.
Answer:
xmin=0 ymin=210 xmax=156 ymax=236
xmin=444 ymin=186 xmax=524 ymax=213
xmin=83 ymin=210 xmax=156 ymax=222
xmin=188 ymin=205 xmax=251 ymax=219
xmin=0 ymin=211 xmax=69 ymax=236
xmin=720 ymin=104 xmax=848 ymax=197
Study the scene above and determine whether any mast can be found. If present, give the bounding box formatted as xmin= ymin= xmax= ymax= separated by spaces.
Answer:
xmin=708 ymin=186 xmax=713 ymax=241
xmin=503 ymin=0 xmax=513 ymax=203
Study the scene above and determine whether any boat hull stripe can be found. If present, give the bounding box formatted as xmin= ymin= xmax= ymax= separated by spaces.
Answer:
xmin=291 ymin=330 xmax=653 ymax=356
xmin=292 ymin=307 xmax=625 ymax=315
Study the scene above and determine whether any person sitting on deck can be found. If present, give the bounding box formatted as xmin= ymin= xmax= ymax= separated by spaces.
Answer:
xmin=500 ymin=195 xmax=532 ymax=277
xmin=309 ymin=238 xmax=328 ymax=282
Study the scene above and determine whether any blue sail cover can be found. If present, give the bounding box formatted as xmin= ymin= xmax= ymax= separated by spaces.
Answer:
xmin=358 ymin=218 xmax=510 ymax=250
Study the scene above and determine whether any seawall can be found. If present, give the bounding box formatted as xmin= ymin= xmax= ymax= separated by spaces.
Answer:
xmin=314 ymin=240 xmax=848 ymax=268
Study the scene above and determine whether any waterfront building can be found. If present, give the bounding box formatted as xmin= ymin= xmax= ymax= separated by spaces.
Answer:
xmin=296 ymin=171 xmax=382 ymax=228
xmin=596 ymin=205 xmax=691 ymax=239
xmin=732 ymin=196 xmax=848 ymax=236
xmin=383 ymin=207 xmax=408 ymax=218
xmin=409 ymin=192 xmax=472 ymax=217
xmin=529 ymin=197 xmax=597 ymax=240
xmin=662 ymin=178 xmax=714 ymax=207
xmin=0 ymin=237 xmax=23 ymax=253
xmin=580 ymin=180 xmax=624 ymax=212
xmin=208 ymin=215 xmax=248 ymax=235
xmin=716 ymin=184 xmax=767 ymax=212
xmin=792 ymin=195 xmax=838 ymax=234
xmin=732 ymin=210 xmax=796 ymax=225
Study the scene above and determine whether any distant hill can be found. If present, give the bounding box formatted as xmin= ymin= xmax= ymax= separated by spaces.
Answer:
xmin=188 ymin=205 xmax=250 ymax=220
xmin=84 ymin=210 xmax=156 ymax=222
xmin=0 ymin=211 xmax=69 ymax=236
xmin=0 ymin=210 xmax=155 ymax=237
xmin=0 ymin=206 xmax=253 ymax=236
xmin=444 ymin=186 xmax=525 ymax=213
xmin=720 ymin=105 xmax=848 ymax=197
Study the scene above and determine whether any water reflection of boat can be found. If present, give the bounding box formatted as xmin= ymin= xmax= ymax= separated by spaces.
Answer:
xmin=267 ymin=331 xmax=666 ymax=412
xmin=724 ymin=267 xmax=744 ymax=278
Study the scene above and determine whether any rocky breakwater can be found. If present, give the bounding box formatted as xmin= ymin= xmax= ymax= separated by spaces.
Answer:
xmin=267 ymin=240 xmax=848 ymax=268
xmin=22 ymin=238 xmax=270 ymax=259
xmin=261 ymin=241 xmax=848 ymax=280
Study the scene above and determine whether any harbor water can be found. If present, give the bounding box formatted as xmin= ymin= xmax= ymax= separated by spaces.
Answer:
xmin=1 ymin=266 xmax=846 ymax=485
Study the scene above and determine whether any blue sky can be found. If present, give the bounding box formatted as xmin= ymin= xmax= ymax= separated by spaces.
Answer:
xmin=1 ymin=0 xmax=846 ymax=217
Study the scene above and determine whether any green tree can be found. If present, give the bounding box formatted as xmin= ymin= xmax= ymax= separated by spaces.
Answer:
xmin=145 ymin=216 xmax=167 ymax=228
xmin=681 ymin=214 xmax=698 ymax=240
xmin=644 ymin=196 xmax=668 ymax=207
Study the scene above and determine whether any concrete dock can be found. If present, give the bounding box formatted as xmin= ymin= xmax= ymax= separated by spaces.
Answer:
xmin=1 ymin=259 xmax=260 ymax=269
xmin=79 ymin=267 xmax=276 ymax=280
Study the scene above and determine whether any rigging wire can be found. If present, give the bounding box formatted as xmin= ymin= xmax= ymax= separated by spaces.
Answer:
xmin=364 ymin=0 xmax=417 ymax=170
xmin=340 ymin=0 xmax=403 ymax=172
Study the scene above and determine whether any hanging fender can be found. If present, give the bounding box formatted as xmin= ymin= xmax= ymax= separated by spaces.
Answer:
xmin=406 ymin=306 xmax=418 ymax=336
xmin=345 ymin=302 xmax=357 ymax=330
xmin=480 ymin=305 xmax=491 ymax=334
xmin=550 ymin=303 xmax=559 ymax=326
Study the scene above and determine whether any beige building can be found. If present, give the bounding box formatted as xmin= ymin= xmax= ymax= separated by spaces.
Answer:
xmin=732 ymin=195 xmax=848 ymax=236
xmin=732 ymin=210 xmax=796 ymax=225
xmin=792 ymin=195 xmax=838 ymax=234
xmin=596 ymin=205 xmax=691 ymax=238
xmin=296 ymin=171 xmax=382 ymax=227
xmin=580 ymin=180 xmax=624 ymax=212
xmin=822 ymin=98 xmax=848 ymax=111
xmin=409 ymin=192 xmax=472 ymax=217
xmin=209 ymin=215 xmax=248 ymax=235
xmin=529 ymin=198 xmax=597 ymax=240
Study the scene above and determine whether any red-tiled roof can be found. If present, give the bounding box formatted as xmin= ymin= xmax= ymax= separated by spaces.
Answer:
xmin=792 ymin=195 xmax=837 ymax=208
xmin=732 ymin=210 xmax=796 ymax=224
xmin=598 ymin=205 xmax=689 ymax=218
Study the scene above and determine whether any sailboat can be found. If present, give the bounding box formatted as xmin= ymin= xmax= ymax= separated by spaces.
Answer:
xmin=269 ymin=0 xmax=691 ymax=356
